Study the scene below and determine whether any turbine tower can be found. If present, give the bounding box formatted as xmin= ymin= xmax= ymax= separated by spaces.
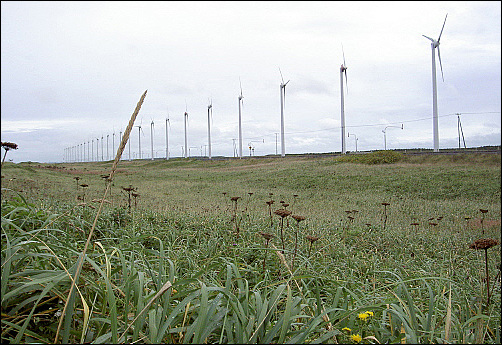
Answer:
xmin=150 ymin=119 xmax=155 ymax=160
xmin=279 ymin=68 xmax=290 ymax=158
xmin=165 ymin=111 xmax=170 ymax=160
xmin=340 ymin=45 xmax=348 ymax=154
xmin=207 ymin=99 xmax=213 ymax=160
xmin=238 ymin=79 xmax=244 ymax=158
xmin=423 ymin=13 xmax=447 ymax=152
xmin=135 ymin=122 xmax=143 ymax=160
xmin=184 ymin=105 xmax=188 ymax=158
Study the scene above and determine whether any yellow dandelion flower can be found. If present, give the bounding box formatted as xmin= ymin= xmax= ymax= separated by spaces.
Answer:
xmin=342 ymin=327 xmax=352 ymax=332
xmin=366 ymin=311 xmax=374 ymax=317
xmin=358 ymin=312 xmax=370 ymax=321
xmin=350 ymin=333 xmax=362 ymax=342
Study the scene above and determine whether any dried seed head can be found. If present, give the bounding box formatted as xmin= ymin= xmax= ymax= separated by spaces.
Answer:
xmin=479 ymin=209 xmax=489 ymax=214
xmin=469 ymin=238 xmax=499 ymax=250
xmin=230 ymin=196 xmax=240 ymax=202
xmin=274 ymin=209 xmax=292 ymax=218
xmin=411 ymin=223 xmax=419 ymax=226
xmin=266 ymin=200 xmax=275 ymax=205
xmin=248 ymin=192 xmax=253 ymax=196
xmin=259 ymin=232 xmax=275 ymax=241
xmin=131 ymin=193 xmax=140 ymax=198
xmin=306 ymin=235 xmax=319 ymax=243
xmin=381 ymin=202 xmax=390 ymax=206
xmin=292 ymin=215 xmax=305 ymax=223
xmin=282 ymin=203 xmax=289 ymax=208
xmin=1 ymin=142 xmax=18 ymax=151
xmin=80 ymin=184 xmax=88 ymax=188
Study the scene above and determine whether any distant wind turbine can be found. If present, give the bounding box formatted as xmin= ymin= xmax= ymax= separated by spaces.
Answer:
xmin=184 ymin=104 xmax=189 ymax=158
xmin=279 ymin=68 xmax=290 ymax=158
xmin=165 ymin=110 xmax=170 ymax=160
xmin=207 ymin=99 xmax=213 ymax=160
xmin=423 ymin=13 xmax=448 ymax=152
xmin=150 ymin=119 xmax=155 ymax=160
xmin=238 ymin=79 xmax=244 ymax=158
xmin=135 ymin=120 xmax=144 ymax=160
xmin=340 ymin=44 xmax=348 ymax=154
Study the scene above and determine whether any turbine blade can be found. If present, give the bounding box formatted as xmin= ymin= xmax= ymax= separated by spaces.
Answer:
xmin=279 ymin=67 xmax=284 ymax=84
xmin=341 ymin=43 xmax=346 ymax=67
xmin=239 ymin=77 xmax=243 ymax=97
xmin=438 ymin=13 xmax=448 ymax=42
xmin=437 ymin=46 xmax=444 ymax=82
xmin=422 ymin=34 xmax=435 ymax=42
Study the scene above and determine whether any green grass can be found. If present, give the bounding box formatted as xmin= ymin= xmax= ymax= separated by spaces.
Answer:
xmin=1 ymin=153 xmax=500 ymax=343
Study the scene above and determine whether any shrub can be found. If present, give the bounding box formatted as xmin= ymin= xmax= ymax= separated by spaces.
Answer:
xmin=337 ymin=150 xmax=403 ymax=164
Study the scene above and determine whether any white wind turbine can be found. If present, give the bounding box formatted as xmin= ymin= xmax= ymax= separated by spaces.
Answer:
xmin=135 ymin=120 xmax=144 ymax=160
xmin=184 ymin=104 xmax=189 ymax=158
xmin=207 ymin=99 xmax=213 ymax=160
xmin=150 ymin=118 xmax=155 ymax=160
xmin=165 ymin=110 xmax=170 ymax=160
xmin=340 ymin=44 xmax=348 ymax=154
xmin=279 ymin=68 xmax=290 ymax=158
xmin=238 ymin=79 xmax=244 ymax=158
xmin=423 ymin=13 xmax=447 ymax=152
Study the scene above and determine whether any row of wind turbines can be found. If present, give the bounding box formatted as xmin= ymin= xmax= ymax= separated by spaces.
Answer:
xmin=64 ymin=13 xmax=449 ymax=163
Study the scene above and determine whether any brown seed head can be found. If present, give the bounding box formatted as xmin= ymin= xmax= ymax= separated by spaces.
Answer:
xmin=292 ymin=215 xmax=306 ymax=223
xmin=469 ymin=238 xmax=499 ymax=250
xmin=80 ymin=184 xmax=88 ymax=188
xmin=259 ymin=232 xmax=275 ymax=241
xmin=1 ymin=142 xmax=18 ymax=151
xmin=282 ymin=203 xmax=289 ymax=208
xmin=266 ymin=200 xmax=275 ymax=206
xmin=274 ymin=209 xmax=292 ymax=218
xmin=306 ymin=235 xmax=319 ymax=243
xmin=230 ymin=196 xmax=240 ymax=202
xmin=479 ymin=209 xmax=489 ymax=214
xmin=429 ymin=222 xmax=438 ymax=226
xmin=411 ymin=223 xmax=419 ymax=226
xmin=381 ymin=202 xmax=390 ymax=206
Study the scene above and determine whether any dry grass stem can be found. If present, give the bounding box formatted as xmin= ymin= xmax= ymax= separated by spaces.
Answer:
xmin=55 ymin=90 xmax=147 ymax=343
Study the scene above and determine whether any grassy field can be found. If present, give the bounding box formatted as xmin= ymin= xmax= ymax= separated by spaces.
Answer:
xmin=1 ymin=151 xmax=501 ymax=343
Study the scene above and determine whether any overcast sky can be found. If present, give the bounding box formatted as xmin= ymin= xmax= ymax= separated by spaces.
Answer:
xmin=1 ymin=1 xmax=500 ymax=163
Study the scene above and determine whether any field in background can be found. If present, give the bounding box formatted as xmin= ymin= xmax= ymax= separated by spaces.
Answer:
xmin=2 ymin=151 xmax=501 ymax=343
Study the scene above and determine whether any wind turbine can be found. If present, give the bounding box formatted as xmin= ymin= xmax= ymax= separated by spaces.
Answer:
xmin=207 ymin=99 xmax=213 ymax=160
xmin=423 ymin=13 xmax=447 ymax=152
xmin=184 ymin=103 xmax=188 ymax=158
xmin=165 ymin=110 xmax=170 ymax=160
xmin=238 ymin=79 xmax=244 ymax=159
xmin=135 ymin=120 xmax=144 ymax=160
xmin=150 ymin=118 xmax=155 ymax=160
xmin=279 ymin=68 xmax=290 ymax=158
xmin=340 ymin=44 xmax=348 ymax=154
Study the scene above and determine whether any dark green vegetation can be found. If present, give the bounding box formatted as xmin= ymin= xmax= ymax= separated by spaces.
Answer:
xmin=2 ymin=152 xmax=501 ymax=343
